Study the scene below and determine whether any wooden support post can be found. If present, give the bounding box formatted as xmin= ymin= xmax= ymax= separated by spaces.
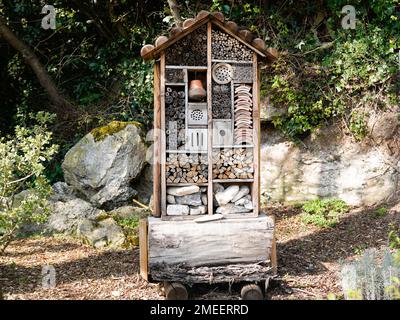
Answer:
xmin=163 ymin=282 xmax=188 ymax=300
xmin=252 ymin=52 xmax=260 ymax=216
xmin=160 ymin=53 xmax=167 ymax=217
xmin=139 ymin=219 xmax=148 ymax=281
xmin=207 ymin=21 xmax=213 ymax=215
xmin=153 ymin=62 xmax=161 ymax=217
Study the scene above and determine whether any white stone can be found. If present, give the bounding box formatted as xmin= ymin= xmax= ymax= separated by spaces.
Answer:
xmin=190 ymin=205 xmax=207 ymax=215
xmin=175 ymin=192 xmax=202 ymax=206
xmin=167 ymin=204 xmax=189 ymax=215
xmin=201 ymin=194 xmax=208 ymax=205
xmin=167 ymin=185 xmax=200 ymax=196
xmin=167 ymin=195 xmax=176 ymax=204
xmin=215 ymin=185 xmax=239 ymax=206
xmin=231 ymin=186 xmax=250 ymax=202
xmin=216 ymin=203 xmax=252 ymax=214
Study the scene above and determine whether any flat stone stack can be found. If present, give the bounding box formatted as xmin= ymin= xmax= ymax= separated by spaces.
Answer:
xmin=214 ymin=183 xmax=253 ymax=214
xmin=166 ymin=185 xmax=208 ymax=216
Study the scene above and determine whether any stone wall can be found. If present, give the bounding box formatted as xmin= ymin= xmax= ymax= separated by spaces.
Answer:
xmin=260 ymin=123 xmax=400 ymax=206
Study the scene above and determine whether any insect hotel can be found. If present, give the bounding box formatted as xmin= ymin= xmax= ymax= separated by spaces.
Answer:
xmin=140 ymin=11 xmax=278 ymax=300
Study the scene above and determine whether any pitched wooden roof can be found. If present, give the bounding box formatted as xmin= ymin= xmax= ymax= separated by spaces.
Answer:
xmin=140 ymin=11 xmax=278 ymax=63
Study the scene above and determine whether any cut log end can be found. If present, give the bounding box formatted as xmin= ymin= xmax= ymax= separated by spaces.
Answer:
xmin=241 ymin=284 xmax=263 ymax=300
xmin=164 ymin=282 xmax=188 ymax=300
xmin=224 ymin=21 xmax=238 ymax=34
xmin=140 ymin=44 xmax=154 ymax=57
xmin=196 ymin=10 xmax=210 ymax=20
xmin=238 ymin=29 xmax=253 ymax=43
xmin=169 ymin=26 xmax=183 ymax=38
xmin=183 ymin=18 xmax=195 ymax=29
xmin=212 ymin=12 xmax=225 ymax=22
xmin=155 ymin=36 xmax=169 ymax=47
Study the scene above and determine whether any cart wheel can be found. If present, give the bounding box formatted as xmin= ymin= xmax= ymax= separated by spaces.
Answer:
xmin=241 ymin=284 xmax=263 ymax=300
xmin=163 ymin=282 xmax=188 ymax=300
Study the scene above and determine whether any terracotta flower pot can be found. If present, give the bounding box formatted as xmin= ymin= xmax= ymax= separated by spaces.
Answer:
xmin=188 ymin=80 xmax=206 ymax=101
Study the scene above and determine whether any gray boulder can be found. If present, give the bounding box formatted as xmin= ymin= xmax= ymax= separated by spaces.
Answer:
xmin=77 ymin=218 xmax=125 ymax=249
xmin=62 ymin=122 xmax=146 ymax=208
xmin=175 ymin=192 xmax=202 ymax=206
xmin=109 ymin=206 xmax=150 ymax=219
xmin=47 ymin=198 xmax=103 ymax=234
xmin=50 ymin=182 xmax=77 ymax=202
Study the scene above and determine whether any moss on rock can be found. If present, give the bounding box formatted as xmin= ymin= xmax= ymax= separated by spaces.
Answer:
xmin=91 ymin=121 xmax=142 ymax=142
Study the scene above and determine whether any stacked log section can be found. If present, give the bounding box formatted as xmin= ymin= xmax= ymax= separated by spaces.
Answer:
xmin=211 ymin=29 xmax=252 ymax=61
xmin=166 ymin=153 xmax=208 ymax=184
xmin=212 ymin=148 xmax=254 ymax=179
xmin=165 ymin=25 xmax=207 ymax=66
xmin=165 ymin=86 xmax=186 ymax=150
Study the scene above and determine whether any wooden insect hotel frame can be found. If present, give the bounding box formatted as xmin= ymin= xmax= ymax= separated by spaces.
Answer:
xmin=140 ymin=11 xmax=278 ymax=298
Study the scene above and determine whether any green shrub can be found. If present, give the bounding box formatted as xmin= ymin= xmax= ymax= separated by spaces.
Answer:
xmin=300 ymin=198 xmax=349 ymax=228
xmin=0 ymin=112 xmax=58 ymax=253
xmin=374 ymin=207 xmax=388 ymax=218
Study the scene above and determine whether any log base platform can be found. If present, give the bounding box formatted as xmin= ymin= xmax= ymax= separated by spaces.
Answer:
xmin=141 ymin=214 xmax=276 ymax=285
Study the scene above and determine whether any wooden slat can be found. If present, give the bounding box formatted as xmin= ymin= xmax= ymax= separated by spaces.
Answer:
xmin=139 ymin=218 xmax=148 ymax=281
xmin=252 ymin=52 xmax=260 ymax=216
xmin=160 ymin=53 xmax=167 ymax=217
xmin=270 ymin=215 xmax=278 ymax=275
xmin=153 ymin=62 xmax=161 ymax=217
xmin=207 ymin=22 xmax=213 ymax=215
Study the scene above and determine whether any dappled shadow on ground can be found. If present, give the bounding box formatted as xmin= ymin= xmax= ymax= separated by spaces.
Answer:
xmin=0 ymin=238 xmax=163 ymax=299
xmin=277 ymin=207 xmax=400 ymax=277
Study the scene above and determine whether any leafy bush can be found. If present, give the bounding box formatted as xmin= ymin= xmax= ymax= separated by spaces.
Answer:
xmin=300 ymin=198 xmax=349 ymax=228
xmin=0 ymin=112 xmax=58 ymax=253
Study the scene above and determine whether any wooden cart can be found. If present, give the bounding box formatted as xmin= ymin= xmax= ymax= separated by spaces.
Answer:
xmin=140 ymin=11 xmax=278 ymax=300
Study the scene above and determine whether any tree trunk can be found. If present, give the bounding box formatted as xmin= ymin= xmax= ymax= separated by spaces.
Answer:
xmin=167 ymin=0 xmax=183 ymax=27
xmin=0 ymin=16 xmax=75 ymax=117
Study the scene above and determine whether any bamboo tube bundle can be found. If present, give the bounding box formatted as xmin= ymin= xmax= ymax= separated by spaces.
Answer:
xmin=212 ymin=82 xmax=232 ymax=119
xmin=211 ymin=29 xmax=252 ymax=61
xmin=166 ymin=86 xmax=186 ymax=149
xmin=166 ymin=25 xmax=207 ymax=66
xmin=212 ymin=148 xmax=254 ymax=180
xmin=166 ymin=153 xmax=208 ymax=183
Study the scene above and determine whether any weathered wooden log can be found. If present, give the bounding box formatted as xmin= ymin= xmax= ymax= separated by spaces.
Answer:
xmin=155 ymin=35 xmax=168 ymax=47
xmin=140 ymin=44 xmax=154 ymax=57
xmin=164 ymin=282 xmax=188 ymax=300
xmin=148 ymin=216 xmax=274 ymax=270
xmin=241 ymin=284 xmax=264 ymax=300
xmin=152 ymin=261 xmax=273 ymax=284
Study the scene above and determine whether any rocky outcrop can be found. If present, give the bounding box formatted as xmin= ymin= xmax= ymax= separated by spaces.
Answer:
xmin=77 ymin=218 xmax=125 ymax=249
xmin=62 ymin=121 xmax=146 ymax=208
xmin=261 ymin=123 xmax=400 ymax=206
xmin=47 ymin=198 xmax=103 ymax=234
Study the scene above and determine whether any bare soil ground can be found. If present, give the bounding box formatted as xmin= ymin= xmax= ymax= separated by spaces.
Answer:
xmin=1 ymin=205 xmax=399 ymax=300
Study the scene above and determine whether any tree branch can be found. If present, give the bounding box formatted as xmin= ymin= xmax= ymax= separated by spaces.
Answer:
xmin=0 ymin=16 xmax=75 ymax=117
xmin=167 ymin=0 xmax=183 ymax=27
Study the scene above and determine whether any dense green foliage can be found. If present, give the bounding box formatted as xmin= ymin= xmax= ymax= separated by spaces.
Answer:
xmin=0 ymin=112 xmax=58 ymax=253
xmin=300 ymin=198 xmax=349 ymax=228
xmin=0 ymin=0 xmax=399 ymax=174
